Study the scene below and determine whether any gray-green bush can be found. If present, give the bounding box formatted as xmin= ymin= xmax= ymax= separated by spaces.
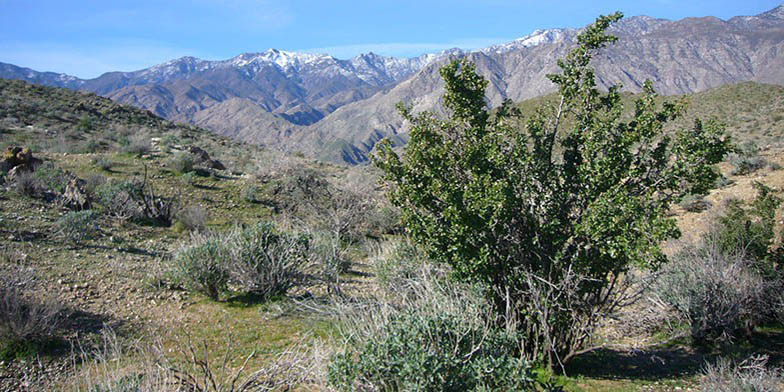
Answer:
xmin=328 ymin=311 xmax=535 ymax=391
xmin=172 ymin=232 xmax=231 ymax=300
xmin=700 ymin=355 xmax=783 ymax=392
xmin=0 ymin=264 xmax=61 ymax=359
xmin=172 ymin=222 xmax=309 ymax=301
xmin=56 ymin=210 xmax=101 ymax=243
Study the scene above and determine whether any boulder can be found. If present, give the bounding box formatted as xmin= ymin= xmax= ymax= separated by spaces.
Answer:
xmin=188 ymin=146 xmax=225 ymax=170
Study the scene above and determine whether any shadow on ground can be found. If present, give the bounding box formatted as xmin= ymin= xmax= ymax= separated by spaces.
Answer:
xmin=566 ymin=328 xmax=784 ymax=381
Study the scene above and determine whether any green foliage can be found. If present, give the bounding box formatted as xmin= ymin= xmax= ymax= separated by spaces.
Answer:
xmin=243 ymin=184 xmax=262 ymax=203
xmin=172 ymin=222 xmax=309 ymax=301
xmin=374 ymin=13 xmax=731 ymax=365
xmin=56 ymin=210 xmax=101 ymax=243
xmin=92 ymin=156 xmax=115 ymax=171
xmin=34 ymin=161 xmax=69 ymax=193
xmin=181 ymin=171 xmax=197 ymax=186
xmin=173 ymin=232 xmax=231 ymax=300
xmin=169 ymin=152 xmax=195 ymax=174
xmin=373 ymin=240 xmax=428 ymax=291
xmin=227 ymin=222 xmax=309 ymax=299
xmin=711 ymin=183 xmax=782 ymax=274
xmin=328 ymin=311 xmax=535 ymax=391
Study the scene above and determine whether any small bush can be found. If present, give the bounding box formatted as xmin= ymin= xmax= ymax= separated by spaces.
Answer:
xmin=169 ymin=152 xmax=195 ymax=174
xmin=654 ymin=240 xmax=769 ymax=345
xmin=328 ymin=311 xmax=535 ymax=391
xmin=92 ymin=156 xmax=114 ymax=171
xmin=56 ymin=210 xmax=101 ymax=243
xmin=729 ymin=141 xmax=767 ymax=175
xmin=243 ymin=185 xmax=262 ymax=203
xmin=96 ymin=180 xmax=142 ymax=221
xmin=172 ymin=223 xmax=309 ymax=301
xmin=83 ymin=174 xmax=107 ymax=196
xmin=172 ymin=232 xmax=231 ymax=300
xmin=12 ymin=170 xmax=41 ymax=197
xmin=0 ymin=264 xmax=61 ymax=360
xmin=700 ymin=355 xmax=783 ymax=392
xmin=679 ymin=194 xmax=711 ymax=213
xmin=122 ymin=133 xmax=151 ymax=156
xmin=181 ymin=171 xmax=197 ymax=186
xmin=177 ymin=205 xmax=208 ymax=232
xmin=373 ymin=239 xmax=427 ymax=292
xmin=227 ymin=223 xmax=309 ymax=300
xmin=33 ymin=162 xmax=69 ymax=194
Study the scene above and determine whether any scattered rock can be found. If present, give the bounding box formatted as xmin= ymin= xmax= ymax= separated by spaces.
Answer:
xmin=188 ymin=146 xmax=225 ymax=170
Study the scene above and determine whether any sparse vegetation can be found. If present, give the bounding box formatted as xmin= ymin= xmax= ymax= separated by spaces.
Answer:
xmin=56 ymin=210 xmax=101 ymax=243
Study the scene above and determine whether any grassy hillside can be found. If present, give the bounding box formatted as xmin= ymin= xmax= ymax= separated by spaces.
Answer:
xmin=1 ymin=78 xmax=783 ymax=391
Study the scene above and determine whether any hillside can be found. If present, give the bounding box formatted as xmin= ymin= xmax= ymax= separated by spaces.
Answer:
xmin=1 ymin=6 xmax=783 ymax=164
xmin=1 ymin=77 xmax=784 ymax=390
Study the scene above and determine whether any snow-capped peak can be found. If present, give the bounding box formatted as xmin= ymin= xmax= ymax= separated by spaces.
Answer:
xmin=230 ymin=49 xmax=331 ymax=69
xmin=482 ymin=28 xmax=571 ymax=54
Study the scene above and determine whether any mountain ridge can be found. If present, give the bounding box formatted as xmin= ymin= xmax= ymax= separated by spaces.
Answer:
xmin=2 ymin=5 xmax=783 ymax=164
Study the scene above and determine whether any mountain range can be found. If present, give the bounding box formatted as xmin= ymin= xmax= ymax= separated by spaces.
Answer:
xmin=2 ymin=5 xmax=784 ymax=164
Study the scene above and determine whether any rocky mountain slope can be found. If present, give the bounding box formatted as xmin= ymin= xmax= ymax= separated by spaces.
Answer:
xmin=2 ymin=6 xmax=784 ymax=163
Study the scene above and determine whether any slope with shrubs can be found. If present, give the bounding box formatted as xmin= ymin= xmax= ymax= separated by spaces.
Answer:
xmin=2 ymin=21 xmax=784 ymax=392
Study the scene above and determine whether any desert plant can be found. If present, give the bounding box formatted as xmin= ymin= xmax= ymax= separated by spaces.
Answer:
xmin=700 ymin=355 xmax=783 ymax=392
xmin=310 ymin=231 xmax=351 ymax=295
xmin=92 ymin=156 xmax=114 ymax=172
xmin=653 ymin=239 xmax=769 ymax=345
xmin=33 ymin=161 xmax=69 ymax=194
xmin=172 ymin=232 xmax=231 ymax=300
xmin=373 ymin=239 xmax=428 ymax=292
xmin=12 ymin=170 xmax=41 ymax=197
xmin=96 ymin=180 xmax=143 ymax=221
xmin=122 ymin=133 xmax=151 ymax=156
xmin=374 ymin=13 xmax=731 ymax=367
xmin=729 ymin=141 xmax=768 ymax=175
xmin=711 ymin=183 xmax=782 ymax=274
xmin=679 ymin=194 xmax=712 ymax=212
xmin=329 ymin=311 xmax=535 ymax=391
xmin=243 ymin=185 xmax=261 ymax=203
xmin=227 ymin=223 xmax=309 ymax=300
xmin=56 ymin=210 xmax=101 ymax=243
xmin=182 ymin=171 xmax=197 ymax=186
xmin=0 ymin=264 xmax=61 ymax=360
xmin=177 ymin=205 xmax=208 ymax=232
xmin=169 ymin=152 xmax=195 ymax=174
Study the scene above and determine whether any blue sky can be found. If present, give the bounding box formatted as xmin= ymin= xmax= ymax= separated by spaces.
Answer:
xmin=0 ymin=0 xmax=781 ymax=78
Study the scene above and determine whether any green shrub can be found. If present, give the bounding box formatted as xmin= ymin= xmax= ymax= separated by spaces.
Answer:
xmin=56 ymin=210 xmax=101 ymax=243
xmin=679 ymin=194 xmax=711 ymax=212
xmin=92 ymin=156 xmax=114 ymax=171
xmin=12 ymin=170 xmax=41 ymax=197
xmin=122 ymin=133 xmax=151 ymax=156
xmin=181 ymin=171 xmax=197 ymax=186
xmin=711 ymin=183 xmax=782 ymax=273
xmin=172 ymin=232 xmax=231 ymax=300
xmin=169 ymin=152 xmax=195 ymax=174
xmin=172 ymin=223 xmax=307 ymax=301
xmin=33 ymin=162 xmax=69 ymax=193
xmin=373 ymin=13 xmax=731 ymax=366
xmin=96 ymin=180 xmax=142 ymax=220
xmin=177 ymin=205 xmax=208 ymax=232
xmin=328 ymin=311 xmax=535 ymax=391
xmin=227 ymin=223 xmax=309 ymax=300
xmin=243 ymin=185 xmax=262 ymax=203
